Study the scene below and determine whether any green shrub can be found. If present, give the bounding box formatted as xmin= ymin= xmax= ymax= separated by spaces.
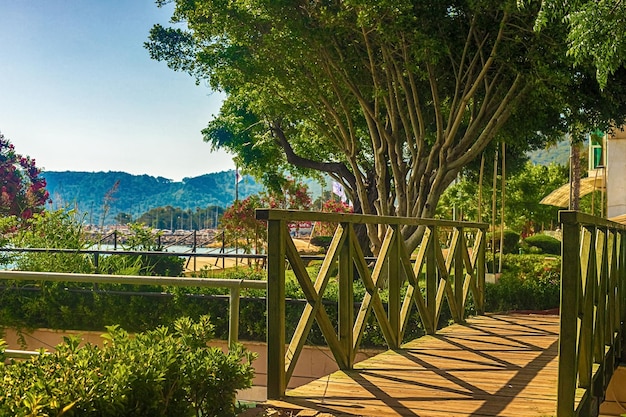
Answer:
xmin=310 ymin=235 xmax=333 ymax=249
xmin=487 ymin=229 xmax=520 ymax=254
xmin=522 ymin=234 xmax=561 ymax=255
xmin=9 ymin=211 xmax=184 ymax=277
xmin=485 ymin=254 xmax=560 ymax=312
xmin=0 ymin=316 xmax=255 ymax=417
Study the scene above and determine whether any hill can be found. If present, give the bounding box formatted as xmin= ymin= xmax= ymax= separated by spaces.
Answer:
xmin=528 ymin=138 xmax=571 ymax=167
xmin=42 ymin=170 xmax=264 ymax=226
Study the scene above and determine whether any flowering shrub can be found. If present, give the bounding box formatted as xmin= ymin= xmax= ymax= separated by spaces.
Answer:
xmin=314 ymin=199 xmax=353 ymax=236
xmin=0 ymin=132 xmax=49 ymax=220
xmin=220 ymin=195 xmax=267 ymax=254
xmin=221 ymin=180 xmax=313 ymax=253
xmin=263 ymin=179 xmax=311 ymax=210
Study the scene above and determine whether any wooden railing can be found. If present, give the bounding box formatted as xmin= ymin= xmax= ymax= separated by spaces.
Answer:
xmin=558 ymin=211 xmax=626 ymax=416
xmin=257 ymin=209 xmax=487 ymax=398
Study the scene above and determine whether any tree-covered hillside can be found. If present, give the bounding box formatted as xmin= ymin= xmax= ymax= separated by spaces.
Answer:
xmin=42 ymin=170 xmax=264 ymax=226
xmin=527 ymin=139 xmax=571 ymax=167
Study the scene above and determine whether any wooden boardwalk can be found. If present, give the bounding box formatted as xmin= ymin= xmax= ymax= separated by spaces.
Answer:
xmin=265 ymin=314 xmax=574 ymax=417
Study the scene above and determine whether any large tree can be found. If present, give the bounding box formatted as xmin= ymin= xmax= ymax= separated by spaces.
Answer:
xmin=147 ymin=0 xmax=626 ymax=251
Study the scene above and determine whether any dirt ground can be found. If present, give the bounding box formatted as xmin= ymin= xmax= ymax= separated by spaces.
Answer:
xmin=184 ymin=238 xmax=321 ymax=273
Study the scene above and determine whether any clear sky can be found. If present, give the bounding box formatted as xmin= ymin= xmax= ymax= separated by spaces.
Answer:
xmin=0 ymin=0 xmax=234 ymax=181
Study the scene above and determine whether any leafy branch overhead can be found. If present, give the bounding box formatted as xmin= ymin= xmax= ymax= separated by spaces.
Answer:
xmin=534 ymin=0 xmax=626 ymax=89
xmin=146 ymin=0 xmax=626 ymax=252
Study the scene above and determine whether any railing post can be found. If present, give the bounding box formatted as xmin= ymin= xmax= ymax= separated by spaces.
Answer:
xmin=425 ymin=226 xmax=437 ymax=333
xmin=228 ymin=284 xmax=240 ymax=349
xmin=558 ymin=211 xmax=580 ymax=417
xmin=93 ymin=252 xmax=99 ymax=272
xmin=620 ymin=231 xmax=626 ymax=363
xmin=221 ymin=231 xmax=226 ymax=269
xmin=338 ymin=223 xmax=354 ymax=366
xmin=266 ymin=218 xmax=286 ymax=399
xmin=477 ymin=229 xmax=486 ymax=314
xmin=595 ymin=227 xmax=608 ymax=393
xmin=455 ymin=227 xmax=464 ymax=321
xmin=388 ymin=225 xmax=401 ymax=347
xmin=193 ymin=230 xmax=197 ymax=272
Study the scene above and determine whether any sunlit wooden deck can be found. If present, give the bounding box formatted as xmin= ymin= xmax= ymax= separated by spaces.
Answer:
xmin=266 ymin=314 xmax=573 ymax=417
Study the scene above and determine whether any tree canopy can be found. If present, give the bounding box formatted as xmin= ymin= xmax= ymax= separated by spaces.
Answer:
xmin=147 ymin=0 xmax=626 ymax=251
xmin=437 ymin=161 xmax=568 ymax=234
xmin=535 ymin=0 xmax=626 ymax=89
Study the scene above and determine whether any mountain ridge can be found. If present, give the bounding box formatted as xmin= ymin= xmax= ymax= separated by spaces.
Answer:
xmin=42 ymin=170 xmax=264 ymax=225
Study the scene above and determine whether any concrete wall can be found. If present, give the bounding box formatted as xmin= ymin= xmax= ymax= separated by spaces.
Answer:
xmin=608 ymin=128 xmax=626 ymax=218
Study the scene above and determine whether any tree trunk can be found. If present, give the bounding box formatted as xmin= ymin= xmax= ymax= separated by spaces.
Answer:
xmin=570 ymin=141 xmax=581 ymax=211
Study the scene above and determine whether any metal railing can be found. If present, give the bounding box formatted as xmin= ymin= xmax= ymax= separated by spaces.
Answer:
xmin=558 ymin=211 xmax=626 ymax=416
xmin=0 ymin=270 xmax=267 ymax=351
xmin=0 ymin=246 xmax=266 ymax=273
xmin=258 ymin=209 xmax=487 ymax=399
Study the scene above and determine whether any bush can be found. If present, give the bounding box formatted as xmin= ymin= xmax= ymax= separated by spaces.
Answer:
xmin=310 ymin=235 xmax=333 ymax=249
xmin=487 ymin=229 xmax=520 ymax=254
xmin=522 ymin=234 xmax=561 ymax=255
xmin=0 ymin=316 xmax=255 ymax=417
xmin=485 ymin=254 xmax=560 ymax=312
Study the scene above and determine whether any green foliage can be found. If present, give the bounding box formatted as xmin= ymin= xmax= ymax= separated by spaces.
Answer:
xmin=485 ymin=254 xmax=561 ymax=312
xmin=487 ymin=229 xmax=520 ymax=254
xmin=437 ymin=161 xmax=568 ymax=234
xmin=505 ymin=162 xmax=569 ymax=233
xmin=220 ymin=195 xmax=266 ymax=255
xmin=314 ymin=199 xmax=354 ymax=237
xmin=0 ymin=216 xmax=19 ymax=266
xmin=0 ymin=316 xmax=255 ymax=417
xmin=528 ymin=138 xmax=571 ymax=166
xmin=11 ymin=209 xmax=95 ymax=273
xmin=521 ymin=234 xmax=561 ymax=255
xmin=535 ymin=1 xmax=626 ymax=89
xmin=220 ymin=180 xmax=312 ymax=253
xmin=146 ymin=0 xmax=626 ymax=257
xmin=310 ymin=236 xmax=333 ymax=250
xmin=111 ymin=223 xmax=184 ymax=277
xmin=9 ymin=212 xmax=184 ymax=277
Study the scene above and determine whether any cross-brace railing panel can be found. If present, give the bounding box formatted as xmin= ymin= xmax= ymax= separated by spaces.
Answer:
xmin=558 ymin=211 xmax=626 ymax=417
xmin=257 ymin=209 xmax=487 ymax=398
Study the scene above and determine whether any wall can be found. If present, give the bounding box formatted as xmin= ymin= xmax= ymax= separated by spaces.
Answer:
xmin=608 ymin=128 xmax=626 ymax=218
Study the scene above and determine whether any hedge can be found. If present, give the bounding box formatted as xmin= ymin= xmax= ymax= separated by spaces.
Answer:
xmin=521 ymin=234 xmax=561 ymax=255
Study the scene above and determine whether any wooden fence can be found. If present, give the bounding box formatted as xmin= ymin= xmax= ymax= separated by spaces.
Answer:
xmin=257 ymin=209 xmax=487 ymax=398
xmin=558 ymin=211 xmax=626 ymax=416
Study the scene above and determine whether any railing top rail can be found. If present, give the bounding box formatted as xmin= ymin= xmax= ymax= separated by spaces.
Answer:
xmin=256 ymin=209 xmax=489 ymax=229
xmin=0 ymin=270 xmax=267 ymax=290
xmin=559 ymin=210 xmax=626 ymax=230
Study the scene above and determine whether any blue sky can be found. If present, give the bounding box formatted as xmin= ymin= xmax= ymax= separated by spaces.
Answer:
xmin=0 ymin=1 xmax=233 ymax=181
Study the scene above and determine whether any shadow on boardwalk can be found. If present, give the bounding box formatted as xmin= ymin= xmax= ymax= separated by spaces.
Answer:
xmin=264 ymin=314 xmax=562 ymax=417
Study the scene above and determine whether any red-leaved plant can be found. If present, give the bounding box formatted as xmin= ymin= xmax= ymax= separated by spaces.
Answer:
xmin=0 ymin=132 xmax=49 ymax=220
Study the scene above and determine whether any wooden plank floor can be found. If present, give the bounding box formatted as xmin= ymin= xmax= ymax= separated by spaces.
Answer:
xmin=265 ymin=314 xmax=576 ymax=417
